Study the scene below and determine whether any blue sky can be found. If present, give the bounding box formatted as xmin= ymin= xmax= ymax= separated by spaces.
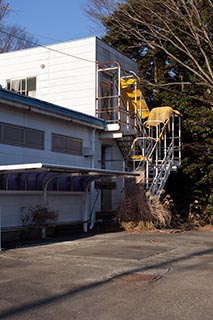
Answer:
xmin=6 ymin=0 xmax=102 ymax=45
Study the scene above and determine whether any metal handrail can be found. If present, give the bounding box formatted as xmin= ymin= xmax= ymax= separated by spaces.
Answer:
xmin=148 ymin=141 xmax=174 ymax=195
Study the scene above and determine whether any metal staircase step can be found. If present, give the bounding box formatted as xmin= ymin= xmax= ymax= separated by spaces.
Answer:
xmin=116 ymin=135 xmax=135 ymax=159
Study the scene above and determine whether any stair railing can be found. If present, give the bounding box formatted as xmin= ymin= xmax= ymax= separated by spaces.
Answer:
xmin=127 ymin=136 xmax=156 ymax=170
xmin=148 ymin=141 xmax=174 ymax=196
xmin=127 ymin=117 xmax=177 ymax=196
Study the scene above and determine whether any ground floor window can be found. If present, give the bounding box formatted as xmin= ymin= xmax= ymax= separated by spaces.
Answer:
xmin=52 ymin=133 xmax=82 ymax=156
xmin=0 ymin=121 xmax=44 ymax=149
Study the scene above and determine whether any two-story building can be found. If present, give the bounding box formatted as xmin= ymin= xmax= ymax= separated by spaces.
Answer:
xmin=0 ymin=37 xmax=141 ymax=245
xmin=0 ymin=36 xmax=181 ymax=246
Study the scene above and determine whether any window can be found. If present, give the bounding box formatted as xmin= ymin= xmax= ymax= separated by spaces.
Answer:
xmin=52 ymin=133 xmax=82 ymax=156
xmin=6 ymin=77 xmax=36 ymax=97
xmin=0 ymin=122 xmax=44 ymax=149
xmin=99 ymin=78 xmax=118 ymax=122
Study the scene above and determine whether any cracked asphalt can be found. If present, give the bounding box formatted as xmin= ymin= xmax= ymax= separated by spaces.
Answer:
xmin=0 ymin=230 xmax=213 ymax=320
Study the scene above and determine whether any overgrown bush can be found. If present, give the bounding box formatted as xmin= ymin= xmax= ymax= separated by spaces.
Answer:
xmin=29 ymin=205 xmax=58 ymax=227
xmin=117 ymin=183 xmax=172 ymax=231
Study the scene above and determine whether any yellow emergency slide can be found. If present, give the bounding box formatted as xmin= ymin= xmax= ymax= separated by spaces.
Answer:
xmin=120 ymin=77 xmax=149 ymax=119
xmin=145 ymin=106 xmax=182 ymax=127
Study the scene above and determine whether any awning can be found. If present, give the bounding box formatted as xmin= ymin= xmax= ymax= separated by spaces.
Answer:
xmin=0 ymin=162 xmax=139 ymax=193
xmin=0 ymin=163 xmax=139 ymax=249
xmin=0 ymin=162 xmax=139 ymax=178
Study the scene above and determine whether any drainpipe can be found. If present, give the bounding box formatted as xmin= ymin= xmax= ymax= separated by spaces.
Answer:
xmin=83 ymin=181 xmax=91 ymax=232
xmin=91 ymin=128 xmax=96 ymax=169
xmin=89 ymin=181 xmax=95 ymax=230
xmin=89 ymin=128 xmax=97 ymax=230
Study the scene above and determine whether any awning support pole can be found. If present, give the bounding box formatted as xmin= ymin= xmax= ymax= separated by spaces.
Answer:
xmin=0 ymin=207 xmax=2 ymax=251
xmin=83 ymin=181 xmax=92 ymax=232
xmin=43 ymin=174 xmax=62 ymax=205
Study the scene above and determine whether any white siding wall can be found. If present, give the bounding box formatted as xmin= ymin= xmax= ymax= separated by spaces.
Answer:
xmin=0 ymin=37 xmax=97 ymax=116
xmin=0 ymin=108 xmax=128 ymax=229
xmin=96 ymin=38 xmax=137 ymax=72
xmin=0 ymin=105 xmax=102 ymax=167
xmin=99 ymin=137 xmax=125 ymax=210
xmin=0 ymin=37 xmax=137 ymax=118
xmin=110 ymin=140 xmax=125 ymax=210
xmin=0 ymin=105 xmax=102 ymax=227
xmin=0 ymin=193 xmax=84 ymax=227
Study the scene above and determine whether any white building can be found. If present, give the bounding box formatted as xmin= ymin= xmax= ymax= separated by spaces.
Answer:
xmin=0 ymin=36 xmax=181 ymax=246
xmin=0 ymin=36 xmax=137 ymax=117
xmin=0 ymin=88 xmax=137 ymax=246
xmin=0 ymin=37 xmax=141 ymax=246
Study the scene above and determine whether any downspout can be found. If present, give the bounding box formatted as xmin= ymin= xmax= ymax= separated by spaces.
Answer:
xmin=83 ymin=181 xmax=91 ymax=232
xmin=91 ymin=128 xmax=96 ymax=169
xmin=89 ymin=128 xmax=97 ymax=230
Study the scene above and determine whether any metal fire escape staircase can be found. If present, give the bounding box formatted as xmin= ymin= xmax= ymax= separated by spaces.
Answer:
xmin=129 ymin=110 xmax=181 ymax=196
xmin=96 ymin=62 xmax=181 ymax=197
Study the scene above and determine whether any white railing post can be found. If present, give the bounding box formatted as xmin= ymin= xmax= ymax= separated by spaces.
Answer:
xmin=179 ymin=116 xmax=181 ymax=165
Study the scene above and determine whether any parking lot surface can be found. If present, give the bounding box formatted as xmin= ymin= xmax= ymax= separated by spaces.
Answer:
xmin=0 ymin=230 xmax=213 ymax=319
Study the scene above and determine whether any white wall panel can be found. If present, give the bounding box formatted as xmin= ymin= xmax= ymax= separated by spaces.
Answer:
xmin=47 ymin=193 xmax=84 ymax=222
xmin=0 ymin=37 xmax=137 ymax=118
xmin=0 ymin=193 xmax=43 ymax=227
xmin=96 ymin=38 xmax=137 ymax=72
xmin=0 ymin=37 xmax=97 ymax=116
xmin=0 ymin=193 xmax=84 ymax=227
xmin=0 ymin=105 xmax=100 ymax=168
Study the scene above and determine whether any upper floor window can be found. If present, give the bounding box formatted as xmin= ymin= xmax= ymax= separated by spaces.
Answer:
xmin=6 ymin=77 xmax=36 ymax=97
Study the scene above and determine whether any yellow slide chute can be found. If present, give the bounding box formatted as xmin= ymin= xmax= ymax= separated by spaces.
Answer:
xmin=120 ymin=77 xmax=149 ymax=119
xmin=120 ymin=77 xmax=181 ymax=125
xmin=145 ymin=106 xmax=182 ymax=127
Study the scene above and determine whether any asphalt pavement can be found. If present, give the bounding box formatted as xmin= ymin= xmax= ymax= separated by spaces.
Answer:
xmin=0 ymin=230 xmax=213 ymax=319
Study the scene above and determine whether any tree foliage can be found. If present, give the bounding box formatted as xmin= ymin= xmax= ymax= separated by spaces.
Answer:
xmin=0 ymin=0 xmax=37 ymax=52
xmin=86 ymin=0 xmax=213 ymax=218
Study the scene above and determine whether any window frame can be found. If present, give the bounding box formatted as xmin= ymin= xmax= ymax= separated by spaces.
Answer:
xmin=0 ymin=122 xmax=44 ymax=150
xmin=6 ymin=77 xmax=36 ymax=96
xmin=52 ymin=133 xmax=83 ymax=156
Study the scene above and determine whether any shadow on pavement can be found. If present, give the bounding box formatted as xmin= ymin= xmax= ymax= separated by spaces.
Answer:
xmin=0 ymin=247 xmax=212 ymax=319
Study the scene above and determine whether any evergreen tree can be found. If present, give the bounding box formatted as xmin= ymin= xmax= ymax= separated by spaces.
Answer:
xmin=86 ymin=0 xmax=213 ymax=219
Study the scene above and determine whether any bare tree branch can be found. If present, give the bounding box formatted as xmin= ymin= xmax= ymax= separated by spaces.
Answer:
xmin=86 ymin=0 xmax=213 ymax=92
xmin=0 ymin=0 xmax=37 ymax=52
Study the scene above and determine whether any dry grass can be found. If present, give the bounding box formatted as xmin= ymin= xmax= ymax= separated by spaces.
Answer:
xmin=147 ymin=193 xmax=172 ymax=229
xmin=117 ymin=183 xmax=172 ymax=232
xmin=117 ymin=181 xmax=212 ymax=232
xmin=186 ymin=211 xmax=213 ymax=230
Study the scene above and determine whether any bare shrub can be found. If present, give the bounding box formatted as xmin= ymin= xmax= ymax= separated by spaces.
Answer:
xmin=117 ymin=182 xmax=172 ymax=231
xmin=29 ymin=205 xmax=58 ymax=227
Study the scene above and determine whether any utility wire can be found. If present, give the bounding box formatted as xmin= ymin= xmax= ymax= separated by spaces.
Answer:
xmin=0 ymin=28 xmax=211 ymax=106
xmin=0 ymin=28 xmax=97 ymax=64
